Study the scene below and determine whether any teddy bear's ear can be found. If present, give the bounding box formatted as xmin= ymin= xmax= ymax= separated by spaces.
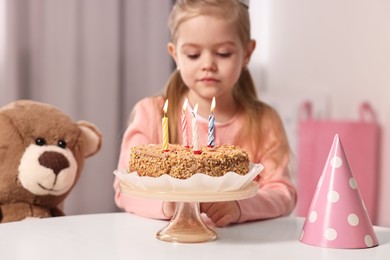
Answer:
xmin=77 ymin=121 xmax=103 ymax=158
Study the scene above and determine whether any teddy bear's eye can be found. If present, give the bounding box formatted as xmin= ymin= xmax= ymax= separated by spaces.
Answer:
xmin=35 ymin=138 xmax=46 ymax=146
xmin=57 ymin=140 xmax=67 ymax=149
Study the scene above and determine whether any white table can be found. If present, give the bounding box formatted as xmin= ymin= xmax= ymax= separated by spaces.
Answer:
xmin=0 ymin=213 xmax=389 ymax=260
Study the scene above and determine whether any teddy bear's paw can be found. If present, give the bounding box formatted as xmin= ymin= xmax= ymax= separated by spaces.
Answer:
xmin=21 ymin=216 xmax=42 ymax=221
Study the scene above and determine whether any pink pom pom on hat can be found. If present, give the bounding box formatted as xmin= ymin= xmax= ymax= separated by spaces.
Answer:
xmin=300 ymin=134 xmax=378 ymax=249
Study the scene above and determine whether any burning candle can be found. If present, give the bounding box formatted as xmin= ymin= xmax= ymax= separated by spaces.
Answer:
xmin=162 ymin=99 xmax=169 ymax=151
xmin=192 ymin=103 xmax=201 ymax=154
xmin=181 ymin=98 xmax=189 ymax=148
xmin=208 ymin=97 xmax=216 ymax=147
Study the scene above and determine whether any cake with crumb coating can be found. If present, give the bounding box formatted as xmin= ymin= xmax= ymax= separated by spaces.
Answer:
xmin=129 ymin=144 xmax=249 ymax=179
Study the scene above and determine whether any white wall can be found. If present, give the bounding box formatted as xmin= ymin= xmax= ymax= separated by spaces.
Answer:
xmin=250 ymin=0 xmax=390 ymax=226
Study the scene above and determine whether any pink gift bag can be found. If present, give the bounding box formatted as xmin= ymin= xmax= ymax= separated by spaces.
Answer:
xmin=296 ymin=101 xmax=381 ymax=223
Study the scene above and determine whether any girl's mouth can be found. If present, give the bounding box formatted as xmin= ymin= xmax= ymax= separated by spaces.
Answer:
xmin=199 ymin=78 xmax=219 ymax=84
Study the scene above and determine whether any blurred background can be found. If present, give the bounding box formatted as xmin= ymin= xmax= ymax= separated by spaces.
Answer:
xmin=0 ymin=0 xmax=389 ymax=226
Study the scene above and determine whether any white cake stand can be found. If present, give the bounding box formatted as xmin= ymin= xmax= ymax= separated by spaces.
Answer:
xmin=119 ymin=181 xmax=258 ymax=243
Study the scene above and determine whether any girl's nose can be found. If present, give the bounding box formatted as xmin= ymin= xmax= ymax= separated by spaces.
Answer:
xmin=202 ymin=54 xmax=217 ymax=71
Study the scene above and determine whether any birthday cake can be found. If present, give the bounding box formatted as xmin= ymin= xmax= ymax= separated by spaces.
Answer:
xmin=129 ymin=144 xmax=249 ymax=179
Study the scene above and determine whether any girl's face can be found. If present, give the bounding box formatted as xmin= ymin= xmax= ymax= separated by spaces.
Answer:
xmin=168 ymin=14 xmax=255 ymax=104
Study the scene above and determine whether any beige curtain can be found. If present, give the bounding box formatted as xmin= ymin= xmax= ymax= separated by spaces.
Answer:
xmin=0 ymin=0 xmax=172 ymax=215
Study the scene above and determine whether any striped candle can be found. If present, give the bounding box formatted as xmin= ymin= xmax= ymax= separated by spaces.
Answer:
xmin=181 ymin=98 xmax=189 ymax=148
xmin=208 ymin=97 xmax=216 ymax=147
xmin=162 ymin=100 xmax=169 ymax=151
xmin=192 ymin=103 xmax=201 ymax=154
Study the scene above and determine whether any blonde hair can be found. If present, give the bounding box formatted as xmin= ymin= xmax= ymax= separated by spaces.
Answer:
xmin=163 ymin=0 xmax=290 ymax=162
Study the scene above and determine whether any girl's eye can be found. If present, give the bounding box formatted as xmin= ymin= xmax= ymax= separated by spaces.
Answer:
xmin=58 ymin=140 xmax=67 ymax=149
xmin=217 ymin=52 xmax=232 ymax=58
xmin=187 ymin=54 xmax=200 ymax=59
xmin=35 ymin=138 xmax=46 ymax=146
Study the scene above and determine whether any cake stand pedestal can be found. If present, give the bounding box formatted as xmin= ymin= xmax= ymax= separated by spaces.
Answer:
xmin=119 ymin=181 xmax=258 ymax=243
xmin=157 ymin=201 xmax=215 ymax=243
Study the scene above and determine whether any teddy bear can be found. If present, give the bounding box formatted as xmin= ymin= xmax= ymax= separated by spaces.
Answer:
xmin=0 ymin=100 xmax=103 ymax=223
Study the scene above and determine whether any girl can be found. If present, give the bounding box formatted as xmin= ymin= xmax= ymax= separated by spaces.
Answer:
xmin=115 ymin=0 xmax=297 ymax=227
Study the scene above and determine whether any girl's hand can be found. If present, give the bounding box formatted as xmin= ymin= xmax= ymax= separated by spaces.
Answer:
xmin=200 ymin=201 xmax=240 ymax=227
xmin=162 ymin=202 xmax=176 ymax=218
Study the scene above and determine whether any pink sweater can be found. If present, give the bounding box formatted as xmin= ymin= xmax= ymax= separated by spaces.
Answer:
xmin=114 ymin=96 xmax=297 ymax=223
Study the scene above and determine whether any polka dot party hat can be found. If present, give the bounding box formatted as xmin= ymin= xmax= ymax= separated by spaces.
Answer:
xmin=300 ymin=134 xmax=378 ymax=249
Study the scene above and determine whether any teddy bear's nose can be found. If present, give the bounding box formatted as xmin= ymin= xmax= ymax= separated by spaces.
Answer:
xmin=38 ymin=151 xmax=70 ymax=175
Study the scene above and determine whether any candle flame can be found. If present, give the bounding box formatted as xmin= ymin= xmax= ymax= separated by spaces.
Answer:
xmin=182 ymin=98 xmax=188 ymax=112
xmin=192 ymin=103 xmax=198 ymax=117
xmin=163 ymin=99 xmax=169 ymax=114
xmin=210 ymin=97 xmax=216 ymax=113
